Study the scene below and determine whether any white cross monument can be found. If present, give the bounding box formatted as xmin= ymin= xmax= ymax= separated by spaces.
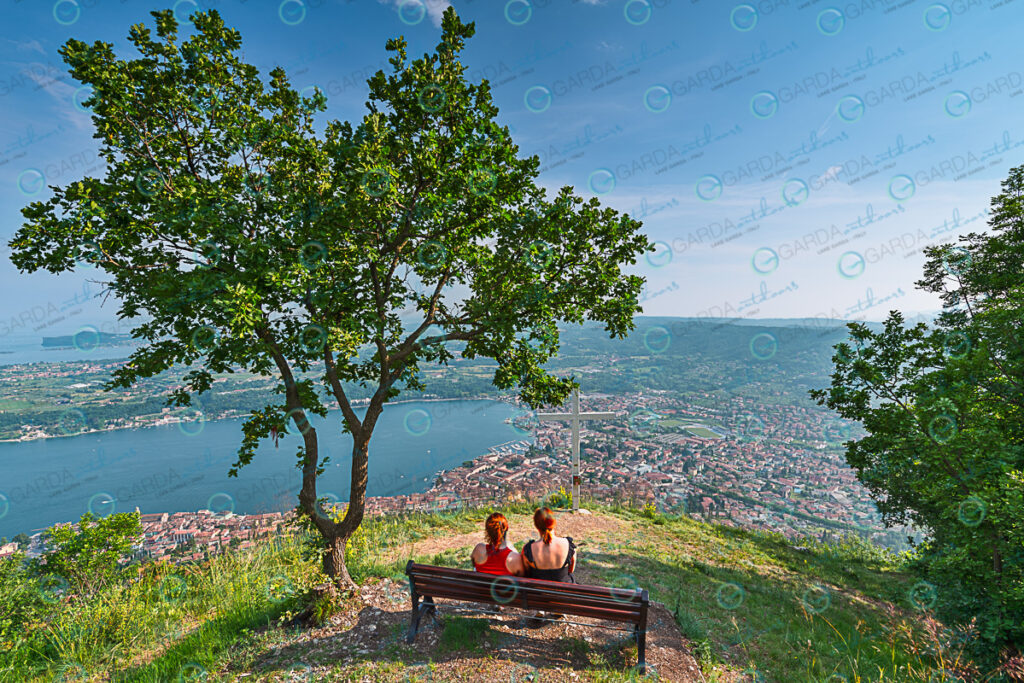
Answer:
xmin=538 ymin=389 xmax=616 ymax=513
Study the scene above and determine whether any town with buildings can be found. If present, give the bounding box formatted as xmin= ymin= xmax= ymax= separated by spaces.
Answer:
xmin=0 ymin=389 xmax=912 ymax=565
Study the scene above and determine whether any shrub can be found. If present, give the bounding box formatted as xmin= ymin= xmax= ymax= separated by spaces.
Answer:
xmin=548 ymin=486 xmax=572 ymax=509
xmin=40 ymin=512 xmax=143 ymax=595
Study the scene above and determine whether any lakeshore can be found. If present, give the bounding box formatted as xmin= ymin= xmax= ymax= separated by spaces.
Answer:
xmin=0 ymin=399 xmax=528 ymax=538
xmin=0 ymin=394 xmax=514 ymax=444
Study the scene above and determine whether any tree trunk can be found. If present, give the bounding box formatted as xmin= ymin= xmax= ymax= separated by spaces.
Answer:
xmin=322 ymin=532 xmax=355 ymax=590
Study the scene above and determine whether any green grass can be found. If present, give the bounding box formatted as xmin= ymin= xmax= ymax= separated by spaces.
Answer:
xmin=0 ymin=501 xmax=975 ymax=682
xmin=437 ymin=616 xmax=494 ymax=654
xmin=684 ymin=426 xmax=723 ymax=439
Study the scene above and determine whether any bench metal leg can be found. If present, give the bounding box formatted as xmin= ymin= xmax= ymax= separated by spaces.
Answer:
xmin=407 ymin=595 xmax=438 ymax=644
xmin=635 ymin=624 xmax=647 ymax=675
xmin=407 ymin=593 xmax=422 ymax=644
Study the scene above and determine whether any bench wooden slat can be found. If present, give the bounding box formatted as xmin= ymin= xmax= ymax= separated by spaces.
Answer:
xmin=409 ymin=570 xmax=642 ymax=602
xmin=410 ymin=578 xmax=643 ymax=618
xmin=410 ymin=582 xmax=643 ymax=622
xmin=408 ymin=564 xmax=630 ymax=599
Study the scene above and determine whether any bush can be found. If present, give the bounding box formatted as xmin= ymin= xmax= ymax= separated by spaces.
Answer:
xmin=0 ymin=553 xmax=50 ymax=647
xmin=40 ymin=512 xmax=143 ymax=595
xmin=548 ymin=486 xmax=572 ymax=509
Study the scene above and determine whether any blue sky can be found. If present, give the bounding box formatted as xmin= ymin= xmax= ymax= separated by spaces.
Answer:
xmin=1 ymin=0 xmax=1021 ymax=342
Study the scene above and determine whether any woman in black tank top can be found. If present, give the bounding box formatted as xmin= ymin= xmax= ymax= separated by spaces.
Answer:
xmin=522 ymin=507 xmax=577 ymax=583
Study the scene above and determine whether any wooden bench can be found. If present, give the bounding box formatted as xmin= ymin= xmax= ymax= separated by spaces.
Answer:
xmin=404 ymin=561 xmax=649 ymax=673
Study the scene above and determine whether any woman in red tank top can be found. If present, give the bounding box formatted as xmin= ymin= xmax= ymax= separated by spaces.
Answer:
xmin=471 ymin=513 xmax=524 ymax=576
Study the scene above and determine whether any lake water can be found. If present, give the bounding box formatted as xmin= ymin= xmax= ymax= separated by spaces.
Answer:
xmin=0 ymin=399 xmax=530 ymax=537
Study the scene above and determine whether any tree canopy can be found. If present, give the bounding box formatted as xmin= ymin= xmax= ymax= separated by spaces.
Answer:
xmin=812 ymin=165 xmax=1024 ymax=665
xmin=9 ymin=7 xmax=651 ymax=585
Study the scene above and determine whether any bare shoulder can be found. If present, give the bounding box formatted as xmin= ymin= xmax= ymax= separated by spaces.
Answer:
xmin=471 ymin=542 xmax=487 ymax=562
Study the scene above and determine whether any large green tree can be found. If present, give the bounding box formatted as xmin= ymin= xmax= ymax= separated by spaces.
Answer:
xmin=811 ymin=167 xmax=1024 ymax=667
xmin=9 ymin=8 xmax=650 ymax=587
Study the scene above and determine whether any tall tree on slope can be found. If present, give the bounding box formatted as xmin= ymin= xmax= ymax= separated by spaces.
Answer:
xmin=9 ymin=8 xmax=651 ymax=587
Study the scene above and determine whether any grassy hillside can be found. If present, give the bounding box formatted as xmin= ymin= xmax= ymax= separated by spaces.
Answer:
xmin=0 ymin=502 xmax=974 ymax=682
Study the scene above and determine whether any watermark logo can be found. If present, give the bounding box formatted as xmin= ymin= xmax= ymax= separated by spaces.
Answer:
xmin=730 ymin=4 xmax=758 ymax=31
xmin=300 ymin=240 xmax=327 ymax=269
xmin=524 ymin=85 xmax=552 ymax=113
xmin=944 ymin=90 xmax=971 ymax=118
xmin=609 ymin=573 xmax=640 ymax=604
xmin=39 ymin=574 xmax=71 ymax=604
xmin=782 ymin=178 xmax=810 ymax=207
xmin=490 ymin=575 xmax=519 ymax=603
xmin=801 ymin=584 xmax=831 ymax=614
xmin=837 ymin=95 xmax=866 ymax=122
xmin=942 ymin=246 xmax=972 ymax=276
xmin=416 ymin=240 xmax=447 ymax=271
xmin=524 ymin=240 xmax=554 ymax=270
xmin=361 ymin=168 xmax=391 ymax=197
xmin=908 ymin=581 xmax=938 ymax=610
xmin=397 ymin=0 xmax=426 ymax=25
xmin=505 ymin=0 xmax=532 ymax=26
xmin=59 ymin=408 xmax=89 ymax=436
xmin=751 ymin=247 xmax=779 ymax=275
xmin=418 ymin=85 xmax=447 ymax=114
xmin=135 ymin=167 xmax=165 ymax=197
xmin=750 ymin=90 xmax=779 ymax=119
xmin=266 ymin=574 xmax=297 ymax=603
xmin=176 ymin=408 xmax=206 ymax=437
xmin=172 ymin=0 xmax=198 ymax=24
xmin=943 ymin=331 xmax=971 ymax=359
xmin=207 ymin=492 xmax=235 ymax=515
xmin=928 ymin=413 xmax=957 ymax=443
xmin=279 ymin=0 xmax=307 ymax=25
xmin=716 ymin=582 xmax=745 ymax=609
xmin=628 ymin=408 xmax=661 ymax=434
xmin=695 ymin=174 xmax=723 ymax=201
xmin=74 ymin=325 xmax=101 ymax=352
xmin=817 ymin=8 xmax=845 ymax=36
xmin=300 ymin=324 xmax=328 ymax=354
xmin=646 ymin=241 xmax=672 ymax=268
xmin=17 ymin=168 xmax=46 ymax=196
xmin=404 ymin=408 xmax=432 ymax=436
xmin=73 ymin=85 xmax=93 ymax=112
xmin=158 ymin=574 xmax=189 ymax=603
xmin=749 ymin=332 xmax=777 ymax=360
xmin=643 ymin=85 xmax=672 ymax=113
xmin=53 ymin=0 xmax=81 ymax=26
xmin=837 ymin=251 xmax=866 ymax=279
xmin=588 ymin=168 xmax=616 ymax=195
xmin=957 ymin=495 xmax=986 ymax=527
xmin=643 ymin=325 xmax=671 ymax=353
xmin=923 ymin=3 xmax=952 ymax=31
xmin=285 ymin=408 xmax=314 ymax=436
xmin=191 ymin=325 xmax=219 ymax=352
xmin=87 ymin=491 xmax=117 ymax=518
xmin=315 ymin=492 xmax=342 ymax=521
xmin=888 ymin=174 xmax=916 ymax=202
xmin=624 ymin=0 xmax=653 ymax=25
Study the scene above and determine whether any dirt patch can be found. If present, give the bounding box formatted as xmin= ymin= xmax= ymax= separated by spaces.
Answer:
xmin=246 ymin=575 xmax=703 ymax=682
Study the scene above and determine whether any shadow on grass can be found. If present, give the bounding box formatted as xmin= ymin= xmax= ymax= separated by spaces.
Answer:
xmin=114 ymin=600 xmax=295 ymax=683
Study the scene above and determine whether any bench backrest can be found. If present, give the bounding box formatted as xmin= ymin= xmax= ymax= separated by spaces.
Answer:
xmin=405 ymin=561 xmax=648 ymax=625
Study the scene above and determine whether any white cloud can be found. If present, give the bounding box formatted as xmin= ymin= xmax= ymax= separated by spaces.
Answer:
xmin=20 ymin=61 xmax=93 ymax=132
xmin=5 ymin=39 xmax=46 ymax=56
xmin=380 ymin=0 xmax=452 ymax=28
